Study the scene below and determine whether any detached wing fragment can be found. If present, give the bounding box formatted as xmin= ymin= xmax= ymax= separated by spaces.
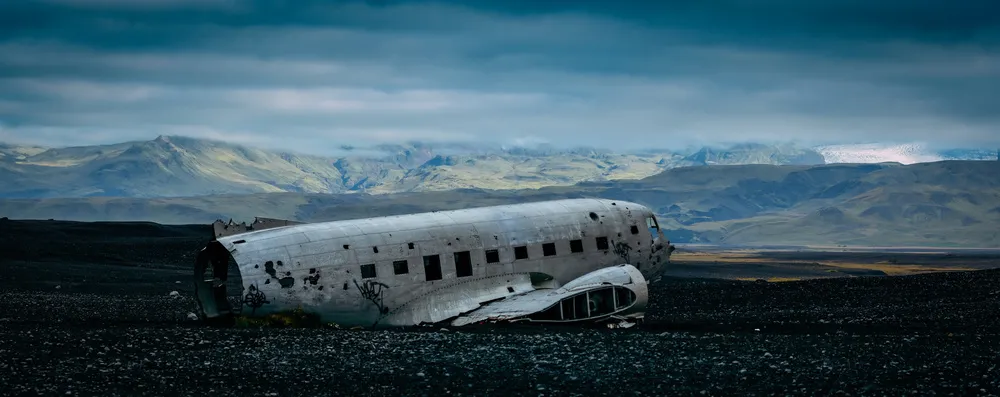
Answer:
xmin=451 ymin=264 xmax=648 ymax=326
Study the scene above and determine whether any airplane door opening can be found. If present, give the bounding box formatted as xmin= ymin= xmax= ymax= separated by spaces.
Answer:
xmin=193 ymin=241 xmax=242 ymax=325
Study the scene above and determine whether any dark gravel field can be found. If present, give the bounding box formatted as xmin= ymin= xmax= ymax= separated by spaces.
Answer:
xmin=2 ymin=219 xmax=1000 ymax=396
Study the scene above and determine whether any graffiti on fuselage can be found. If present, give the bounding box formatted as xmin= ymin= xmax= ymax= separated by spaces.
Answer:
xmin=613 ymin=240 xmax=632 ymax=264
xmin=354 ymin=279 xmax=390 ymax=316
xmin=242 ymin=284 xmax=270 ymax=314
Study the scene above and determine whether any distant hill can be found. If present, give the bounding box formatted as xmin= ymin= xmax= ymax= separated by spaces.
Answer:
xmin=679 ymin=143 xmax=826 ymax=166
xmin=0 ymin=135 xmax=836 ymax=198
xmin=2 ymin=160 xmax=998 ymax=248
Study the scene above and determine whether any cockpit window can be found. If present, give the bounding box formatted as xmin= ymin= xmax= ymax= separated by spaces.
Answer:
xmin=646 ymin=215 xmax=659 ymax=236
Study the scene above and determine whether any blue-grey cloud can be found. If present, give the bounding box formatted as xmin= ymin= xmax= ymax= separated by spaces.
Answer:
xmin=0 ymin=0 xmax=998 ymax=154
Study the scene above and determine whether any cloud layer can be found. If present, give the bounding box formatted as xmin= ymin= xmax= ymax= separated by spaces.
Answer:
xmin=1 ymin=0 xmax=998 ymax=154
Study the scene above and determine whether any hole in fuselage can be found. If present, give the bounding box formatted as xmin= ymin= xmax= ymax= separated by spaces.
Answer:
xmin=194 ymin=240 xmax=243 ymax=324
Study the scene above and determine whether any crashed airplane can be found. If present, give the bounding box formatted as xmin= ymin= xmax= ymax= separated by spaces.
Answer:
xmin=194 ymin=198 xmax=675 ymax=328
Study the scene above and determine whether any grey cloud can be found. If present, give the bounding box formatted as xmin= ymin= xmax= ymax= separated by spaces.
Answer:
xmin=0 ymin=0 xmax=998 ymax=152
xmin=460 ymin=0 xmax=1000 ymax=42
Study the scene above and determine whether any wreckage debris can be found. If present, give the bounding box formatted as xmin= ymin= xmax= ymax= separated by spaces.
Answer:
xmin=212 ymin=217 xmax=304 ymax=238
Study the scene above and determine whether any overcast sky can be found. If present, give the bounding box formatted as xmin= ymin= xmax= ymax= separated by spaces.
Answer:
xmin=0 ymin=0 xmax=997 ymax=154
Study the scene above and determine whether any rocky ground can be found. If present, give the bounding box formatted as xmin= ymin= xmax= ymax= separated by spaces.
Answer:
xmin=2 ymin=219 xmax=1000 ymax=396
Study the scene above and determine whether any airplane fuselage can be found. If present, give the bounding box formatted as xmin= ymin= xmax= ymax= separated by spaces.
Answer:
xmin=194 ymin=198 xmax=672 ymax=328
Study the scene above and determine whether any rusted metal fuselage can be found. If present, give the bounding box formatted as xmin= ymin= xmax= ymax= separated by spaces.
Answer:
xmin=193 ymin=198 xmax=674 ymax=328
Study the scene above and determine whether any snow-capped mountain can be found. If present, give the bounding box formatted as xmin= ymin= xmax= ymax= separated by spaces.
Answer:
xmin=814 ymin=143 xmax=998 ymax=165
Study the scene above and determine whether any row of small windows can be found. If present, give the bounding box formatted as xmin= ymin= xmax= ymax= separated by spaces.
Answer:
xmin=362 ymin=251 xmax=475 ymax=281
xmin=525 ymin=236 xmax=609 ymax=259
xmin=355 ymin=225 xmax=637 ymax=256
xmin=360 ymin=235 xmax=618 ymax=281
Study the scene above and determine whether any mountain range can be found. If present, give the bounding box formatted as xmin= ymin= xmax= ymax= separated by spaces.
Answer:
xmin=2 ymin=159 xmax=998 ymax=248
xmin=1 ymin=136 xmax=996 ymax=199
xmin=3 ymin=135 xmax=997 ymax=247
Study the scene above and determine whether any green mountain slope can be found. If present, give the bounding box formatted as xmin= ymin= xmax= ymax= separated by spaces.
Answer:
xmin=3 ymin=160 xmax=998 ymax=247
xmin=0 ymin=143 xmax=47 ymax=161
xmin=686 ymin=161 xmax=1000 ymax=246
xmin=0 ymin=136 xmax=830 ymax=198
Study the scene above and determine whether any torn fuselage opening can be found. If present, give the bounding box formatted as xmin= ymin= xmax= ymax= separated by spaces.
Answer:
xmin=193 ymin=240 xmax=243 ymax=324
xmin=529 ymin=272 xmax=560 ymax=289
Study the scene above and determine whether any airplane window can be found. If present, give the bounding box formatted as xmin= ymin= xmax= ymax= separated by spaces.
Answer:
xmin=630 ymin=225 xmax=639 ymax=235
xmin=596 ymin=236 xmax=609 ymax=250
xmin=454 ymin=251 xmax=472 ymax=277
xmin=646 ymin=216 xmax=660 ymax=236
xmin=485 ymin=249 xmax=500 ymax=263
xmin=408 ymin=242 xmax=415 ymax=249
xmin=393 ymin=260 xmax=409 ymax=275
xmin=570 ymin=239 xmax=583 ymax=253
xmin=424 ymin=255 xmax=442 ymax=281
xmin=543 ymin=243 xmax=556 ymax=256
xmin=360 ymin=263 xmax=376 ymax=279
xmin=514 ymin=246 xmax=528 ymax=260
xmin=373 ymin=246 xmax=379 ymax=253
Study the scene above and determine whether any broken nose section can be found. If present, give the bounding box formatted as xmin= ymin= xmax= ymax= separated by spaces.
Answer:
xmin=193 ymin=241 xmax=242 ymax=325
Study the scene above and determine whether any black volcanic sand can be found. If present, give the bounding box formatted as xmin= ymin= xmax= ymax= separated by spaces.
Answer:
xmin=2 ymin=219 xmax=1000 ymax=396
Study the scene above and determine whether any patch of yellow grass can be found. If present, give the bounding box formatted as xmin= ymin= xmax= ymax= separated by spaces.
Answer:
xmin=671 ymin=251 xmax=773 ymax=263
xmin=674 ymin=250 xmax=983 ymax=279
xmin=24 ymin=159 xmax=94 ymax=167
xmin=735 ymin=277 xmax=802 ymax=282
xmin=824 ymin=262 xmax=976 ymax=276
